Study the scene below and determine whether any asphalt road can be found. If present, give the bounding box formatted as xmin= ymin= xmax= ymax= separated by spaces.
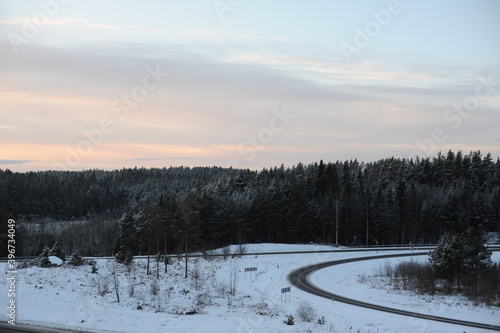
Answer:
xmin=288 ymin=251 xmax=500 ymax=331
xmin=0 ymin=322 xmax=86 ymax=333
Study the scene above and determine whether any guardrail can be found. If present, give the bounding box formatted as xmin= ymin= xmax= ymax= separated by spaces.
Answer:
xmin=2 ymin=244 xmax=499 ymax=262
xmin=0 ymin=246 xmax=436 ymax=261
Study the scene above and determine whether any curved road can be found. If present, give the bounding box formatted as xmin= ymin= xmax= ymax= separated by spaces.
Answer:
xmin=0 ymin=322 xmax=87 ymax=333
xmin=288 ymin=251 xmax=500 ymax=331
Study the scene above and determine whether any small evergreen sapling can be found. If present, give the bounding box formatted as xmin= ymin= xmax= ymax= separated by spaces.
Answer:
xmin=49 ymin=242 xmax=65 ymax=263
xmin=115 ymin=246 xmax=133 ymax=265
xmin=36 ymin=246 xmax=51 ymax=267
xmin=68 ymin=253 xmax=84 ymax=266
xmin=284 ymin=314 xmax=295 ymax=325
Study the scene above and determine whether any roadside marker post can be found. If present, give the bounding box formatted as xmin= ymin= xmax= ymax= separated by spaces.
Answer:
xmin=244 ymin=267 xmax=257 ymax=278
xmin=281 ymin=286 xmax=291 ymax=303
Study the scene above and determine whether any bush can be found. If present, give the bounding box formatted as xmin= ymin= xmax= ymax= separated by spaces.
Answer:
xmin=393 ymin=261 xmax=436 ymax=294
xmin=115 ymin=246 xmax=133 ymax=265
xmin=49 ymin=242 xmax=65 ymax=263
xmin=150 ymin=278 xmax=159 ymax=296
xmin=296 ymin=301 xmax=317 ymax=322
xmin=68 ymin=253 xmax=84 ymax=266
xmin=31 ymin=246 xmax=51 ymax=267
xmin=92 ymin=274 xmax=111 ymax=296
xmin=221 ymin=246 xmax=231 ymax=259
xmin=127 ymin=277 xmax=135 ymax=297
xmin=237 ymin=244 xmax=248 ymax=257
xmin=284 ymin=314 xmax=295 ymax=325
xmin=463 ymin=260 xmax=500 ymax=305
xmin=382 ymin=258 xmax=500 ymax=305
xmin=68 ymin=253 xmax=97 ymax=267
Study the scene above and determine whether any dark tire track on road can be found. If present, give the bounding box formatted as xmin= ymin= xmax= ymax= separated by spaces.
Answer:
xmin=288 ymin=250 xmax=500 ymax=331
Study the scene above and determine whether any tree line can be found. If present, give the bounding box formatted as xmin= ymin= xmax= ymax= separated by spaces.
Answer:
xmin=1 ymin=150 xmax=499 ymax=257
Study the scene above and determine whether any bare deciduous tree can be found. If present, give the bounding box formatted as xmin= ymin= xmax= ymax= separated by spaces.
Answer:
xmin=110 ymin=262 xmax=121 ymax=303
xmin=192 ymin=259 xmax=201 ymax=291
xmin=228 ymin=259 xmax=240 ymax=296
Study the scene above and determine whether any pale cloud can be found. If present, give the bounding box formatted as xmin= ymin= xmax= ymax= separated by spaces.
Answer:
xmin=1 ymin=0 xmax=498 ymax=172
xmin=132 ymin=157 xmax=198 ymax=161
xmin=0 ymin=41 xmax=498 ymax=171
xmin=0 ymin=17 xmax=119 ymax=30
xmin=0 ymin=16 xmax=292 ymax=50
xmin=227 ymin=53 xmax=473 ymax=89
xmin=0 ymin=125 xmax=21 ymax=130
xmin=0 ymin=159 xmax=35 ymax=165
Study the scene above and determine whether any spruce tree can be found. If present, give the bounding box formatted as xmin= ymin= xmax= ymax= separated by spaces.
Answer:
xmin=429 ymin=231 xmax=463 ymax=285
xmin=429 ymin=229 xmax=492 ymax=287
xmin=115 ymin=246 xmax=133 ymax=265
xmin=49 ymin=242 xmax=65 ymax=262
xmin=461 ymin=228 xmax=492 ymax=275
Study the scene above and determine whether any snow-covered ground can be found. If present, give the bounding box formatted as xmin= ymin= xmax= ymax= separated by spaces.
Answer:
xmin=1 ymin=244 xmax=498 ymax=333
xmin=311 ymin=251 xmax=500 ymax=333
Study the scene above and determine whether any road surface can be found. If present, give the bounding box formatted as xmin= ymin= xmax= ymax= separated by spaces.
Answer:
xmin=0 ymin=322 xmax=87 ymax=333
xmin=288 ymin=250 xmax=500 ymax=331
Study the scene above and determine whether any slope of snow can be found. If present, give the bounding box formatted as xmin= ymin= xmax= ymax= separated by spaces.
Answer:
xmin=310 ymin=251 xmax=500 ymax=332
xmin=1 ymin=244 xmax=498 ymax=333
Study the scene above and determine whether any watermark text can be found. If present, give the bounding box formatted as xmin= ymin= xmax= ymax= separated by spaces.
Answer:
xmin=227 ymin=107 xmax=296 ymax=168
xmin=411 ymin=75 xmax=496 ymax=158
xmin=7 ymin=0 xmax=71 ymax=53
xmin=51 ymin=65 xmax=168 ymax=170
xmin=6 ymin=219 xmax=17 ymax=325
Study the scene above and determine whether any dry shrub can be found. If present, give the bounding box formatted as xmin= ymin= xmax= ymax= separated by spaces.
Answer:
xmin=296 ymin=301 xmax=317 ymax=322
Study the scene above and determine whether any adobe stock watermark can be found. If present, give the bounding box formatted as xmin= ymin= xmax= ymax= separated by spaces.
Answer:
xmin=226 ymin=107 xmax=296 ymax=169
xmin=7 ymin=0 xmax=71 ymax=54
xmin=6 ymin=219 xmax=17 ymax=325
xmin=339 ymin=0 xmax=408 ymax=62
xmin=51 ymin=65 xmax=168 ymax=170
xmin=411 ymin=75 xmax=496 ymax=159
xmin=213 ymin=0 xmax=244 ymax=22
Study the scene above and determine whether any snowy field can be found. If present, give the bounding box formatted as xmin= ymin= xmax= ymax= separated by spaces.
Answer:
xmin=1 ymin=244 xmax=499 ymax=333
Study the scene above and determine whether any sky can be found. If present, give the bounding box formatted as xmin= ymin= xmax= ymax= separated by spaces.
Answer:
xmin=0 ymin=0 xmax=499 ymax=172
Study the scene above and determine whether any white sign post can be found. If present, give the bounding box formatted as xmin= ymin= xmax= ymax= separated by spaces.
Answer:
xmin=281 ymin=286 xmax=291 ymax=303
xmin=244 ymin=267 xmax=257 ymax=278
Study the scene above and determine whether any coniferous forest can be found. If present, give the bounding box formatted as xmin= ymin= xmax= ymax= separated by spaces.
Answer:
xmin=1 ymin=150 xmax=499 ymax=257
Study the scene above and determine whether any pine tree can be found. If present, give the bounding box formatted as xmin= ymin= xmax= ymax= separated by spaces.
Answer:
xmin=32 ymin=246 xmax=51 ymax=267
xmin=429 ymin=229 xmax=492 ymax=287
xmin=429 ymin=231 xmax=463 ymax=285
xmin=115 ymin=245 xmax=133 ymax=265
xmin=179 ymin=194 xmax=204 ymax=278
xmin=49 ymin=241 xmax=65 ymax=262
xmin=461 ymin=228 xmax=492 ymax=275
xmin=316 ymin=160 xmax=327 ymax=198
xmin=395 ymin=179 xmax=407 ymax=243
xmin=119 ymin=211 xmax=140 ymax=254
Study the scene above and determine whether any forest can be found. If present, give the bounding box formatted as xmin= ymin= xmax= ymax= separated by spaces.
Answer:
xmin=1 ymin=150 xmax=499 ymax=258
